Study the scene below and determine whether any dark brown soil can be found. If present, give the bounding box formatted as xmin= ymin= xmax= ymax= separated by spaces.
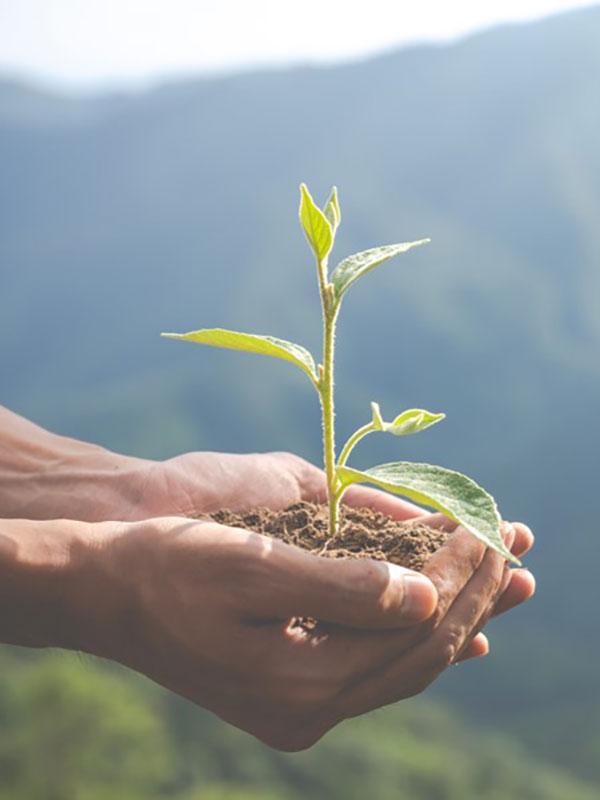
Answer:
xmin=211 ymin=501 xmax=448 ymax=572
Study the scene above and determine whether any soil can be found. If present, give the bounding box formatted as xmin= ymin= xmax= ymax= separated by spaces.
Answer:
xmin=211 ymin=500 xmax=448 ymax=572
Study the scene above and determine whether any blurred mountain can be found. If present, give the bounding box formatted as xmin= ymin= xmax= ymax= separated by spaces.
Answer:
xmin=1 ymin=3 xmax=600 ymax=790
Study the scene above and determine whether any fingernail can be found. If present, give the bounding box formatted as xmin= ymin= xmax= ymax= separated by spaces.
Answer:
xmin=400 ymin=572 xmax=437 ymax=622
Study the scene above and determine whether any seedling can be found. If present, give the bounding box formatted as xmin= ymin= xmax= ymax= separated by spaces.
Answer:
xmin=163 ymin=184 xmax=518 ymax=563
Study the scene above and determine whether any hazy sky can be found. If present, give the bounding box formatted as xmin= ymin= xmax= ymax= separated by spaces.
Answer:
xmin=0 ymin=0 xmax=597 ymax=89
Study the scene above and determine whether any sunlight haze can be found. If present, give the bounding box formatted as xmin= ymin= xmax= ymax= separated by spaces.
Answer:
xmin=0 ymin=0 xmax=597 ymax=90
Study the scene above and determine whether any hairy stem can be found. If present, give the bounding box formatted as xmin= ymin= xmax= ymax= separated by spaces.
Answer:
xmin=321 ymin=308 xmax=338 ymax=536
xmin=317 ymin=257 xmax=340 ymax=537
xmin=337 ymin=422 xmax=376 ymax=468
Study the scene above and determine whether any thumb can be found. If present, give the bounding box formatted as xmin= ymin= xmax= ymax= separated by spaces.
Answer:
xmin=258 ymin=541 xmax=438 ymax=629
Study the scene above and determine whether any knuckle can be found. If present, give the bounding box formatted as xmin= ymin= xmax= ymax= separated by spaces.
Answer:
xmin=439 ymin=642 xmax=458 ymax=670
xmin=435 ymin=626 xmax=463 ymax=669
xmin=448 ymin=529 xmax=486 ymax=570
xmin=483 ymin=571 xmax=502 ymax=599
xmin=269 ymin=452 xmax=326 ymax=501
xmin=425 ymin=574 xmax=453 ymax=626
xmin=270 ymin=451 xmax=314 ymax=478
xmin=428 ymin=598 xmax=447 ymax=629
xmin=465 ymin=540 xmax=487 ymax=572
xmin=269 ymin=450 xmax=304 ymax=466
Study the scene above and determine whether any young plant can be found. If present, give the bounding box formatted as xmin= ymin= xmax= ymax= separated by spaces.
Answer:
xmin=162 ymin=184 xmax=518 ymax=564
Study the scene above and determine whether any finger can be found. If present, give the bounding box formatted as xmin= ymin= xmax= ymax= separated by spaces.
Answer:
xmin=381 ymin=532 xmax=512 ymax=667
xmin=421 ymin=543 xmax=507 ymax=670
xmin=510 ymin=522 xmax=534 ymax=559
xmin=420 ymin=525 xmax=488 ymax=621
xmin=341 ymin=543 xmax=507 ymax=717
xmin=453 ymin=561 xmax=512 ymax=661
xmin=330 ymin=524 xmax=494 ymax=672
xmin=341 ymin=484 xmax=427 ymax=520
xmin=419 ymin=513 xmax=459 ymax=532
xmin=307 ymin=523 xmax=512 ymax=677
xmin=424 ymin=519 xmax=532 ymax=557
xmin=491 ymin=569 xmax=536 ymax=617
xmin=455 ymin=633 xmax=489 ymax=662
xmin=243 ymin=533 xmax=438 ymax=629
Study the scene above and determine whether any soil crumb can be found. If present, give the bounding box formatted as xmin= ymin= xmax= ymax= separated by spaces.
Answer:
xmin=211 ymin=501 xmax=448 ymax=572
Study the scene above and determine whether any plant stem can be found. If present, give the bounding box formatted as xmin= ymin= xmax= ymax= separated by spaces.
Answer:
xmin=317 ymin=257 xmax=340 ymax=538
xmin=337 ymin=422 xmax=376 ymax=468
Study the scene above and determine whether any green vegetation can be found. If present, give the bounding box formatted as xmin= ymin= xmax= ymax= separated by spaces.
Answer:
xmin=2 ymin=3 xmax=600 ymax=793
xmin=0 ymin=652 xmax=171 ymax=800
xmin=162 ymin=185 xmax=514 ymax=562
xmin=0 ymin=649 xmax=598 ymax=800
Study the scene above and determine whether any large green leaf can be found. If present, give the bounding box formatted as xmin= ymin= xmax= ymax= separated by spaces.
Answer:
xmin=370 ymin=402 xmax=445 ymax=436
xmin=331 ymin=240 xmax=430 ymax=303
xmin=299 ymin=183 xmax=333 ymax=262
xmin=336 ymin=461 xmax=517 ymax=563
xmin=161 ymin=328 xmax=318 ymax=385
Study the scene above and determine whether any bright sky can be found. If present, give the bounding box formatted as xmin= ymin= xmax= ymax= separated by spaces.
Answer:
xmin=0 ymin=0 xmax=597 ymax=90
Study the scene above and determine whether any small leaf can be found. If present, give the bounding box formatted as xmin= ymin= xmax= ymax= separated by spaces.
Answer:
xmin=386 ymin=408 xmax=445 ymax=436
xmin=336 ymin=462 xmax=517 ymax=563
xmin=299 ymin=183 xmax=333 ymax=262
xmin=161 ymin=328 xmax=318 ymax=384
xmin=370 ymin=402 xmax=444 ymax=436
xmin=331 ymin=240 xmax=430 ymax=303
xmin=324 ymin=186 xmax=341 ymax=234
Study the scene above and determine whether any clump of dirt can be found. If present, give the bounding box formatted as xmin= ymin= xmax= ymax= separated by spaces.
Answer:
xmin=211 ymin=501 xmax=448 ymax=572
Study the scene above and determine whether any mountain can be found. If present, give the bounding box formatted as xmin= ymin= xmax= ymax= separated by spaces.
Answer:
xmin=1 ymin=4 xmax=600 ymax=790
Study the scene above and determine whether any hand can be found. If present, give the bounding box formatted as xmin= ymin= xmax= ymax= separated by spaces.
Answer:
xmin=5 ymin=422 xmax=532 ymax=660
xmin=139 ymin=450 xmax=535 ymax=659
xmin=0 ymin=405 xmax=433 ymax=522
xmin=0 ymin=403 xmax=536 ymax=628
xmin=1 ymin=409 xmax=330 ymax=522
xmin=0 ymin=404 xmax=534 ymax=691
xmin=77 ymin=513 xmax=530 ymax=751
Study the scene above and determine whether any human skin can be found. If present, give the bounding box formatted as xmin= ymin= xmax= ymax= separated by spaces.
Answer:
xmin=0 ymin=406 xmax=534 ymax=750
xmin=0 ymin=405 xmax=534 ymax=628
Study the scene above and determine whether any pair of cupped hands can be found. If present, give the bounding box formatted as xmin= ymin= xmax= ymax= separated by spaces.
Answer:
xmin=56 ymin=448 xmax=533 ymax=752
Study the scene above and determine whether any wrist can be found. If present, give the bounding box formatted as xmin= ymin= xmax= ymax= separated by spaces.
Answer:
xmin=1 ymin=430 xmax=154 ymax=522
xmin=45 ymin=443 xmax=154 ymax=523
xmin=0 ymin=518 xmax=134 ymax=656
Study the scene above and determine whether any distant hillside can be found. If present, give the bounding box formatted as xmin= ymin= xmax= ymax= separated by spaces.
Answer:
xmin=1 ymin=648 xmax=598 ymax=800
xmin=1 ymin=4 xmax=600 ymax=786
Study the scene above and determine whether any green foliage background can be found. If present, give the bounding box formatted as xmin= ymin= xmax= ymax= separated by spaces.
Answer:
xmin=0 ymin=649 xmax=597 ymax=800
xmin=1 ymin=5 xmax=600 ymax=797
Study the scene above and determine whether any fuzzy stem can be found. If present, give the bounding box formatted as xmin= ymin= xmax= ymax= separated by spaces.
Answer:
xmin=316 ymin=255 xmax=340 ymax=538
xmin=321 ymin=305 xmax=339 ymax=536
xmin=337 ymin=422 xmax=376 ymax=468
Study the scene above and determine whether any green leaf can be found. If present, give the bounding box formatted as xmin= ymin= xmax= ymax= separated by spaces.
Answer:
xmin=331 ymin=240 xmax=430 ymax=303
xmin=371 ymin=402 xmax=445 ymax=436
xmin=299 ymin=183 xmax=333 ymax=262
xmin=336 ymin=462 xmax=517 ymax=563
xmin=161 ymin=328 xmax=318 ymax=384
xmin=324 ymin=186 xmax=341 ymax=234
